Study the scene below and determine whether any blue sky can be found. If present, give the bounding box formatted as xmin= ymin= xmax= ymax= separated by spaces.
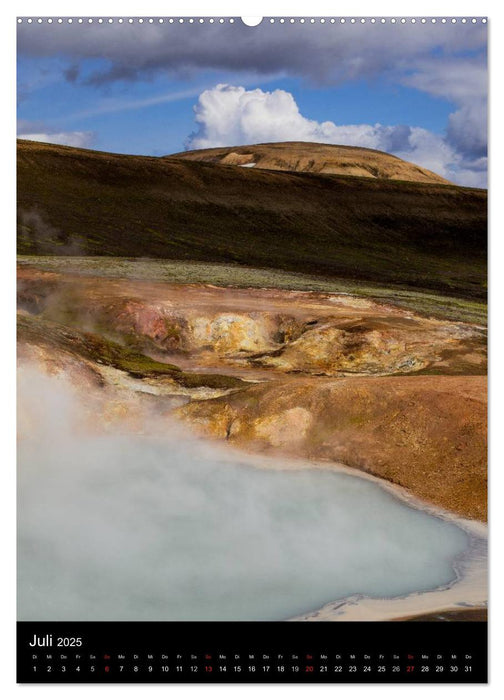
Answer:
xmin=17 ymin=18 xmax=487 ymax=185
xmin=18 ymin=60 xmax=454 ymax=156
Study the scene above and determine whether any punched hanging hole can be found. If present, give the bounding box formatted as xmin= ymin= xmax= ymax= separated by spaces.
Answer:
xmin=241 ymin=17 xmax=263 ymax=27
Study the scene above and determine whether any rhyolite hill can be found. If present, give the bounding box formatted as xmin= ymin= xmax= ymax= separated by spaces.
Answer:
xmin=17 ymin=139 xmax=487 ymax=300
xmin=170 ymin=141 xmax=451 ymax=184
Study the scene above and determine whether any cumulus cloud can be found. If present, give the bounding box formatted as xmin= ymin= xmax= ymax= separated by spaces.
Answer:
xmin=188 ymin=85 xmax=410 ymax=151
xmin=17 ymin=130 xmax=95 ymax=148
xmin=16 ymin=22 xmax=486 ymax=185
xmin=186 ymin=84 xmax=486 ymax=187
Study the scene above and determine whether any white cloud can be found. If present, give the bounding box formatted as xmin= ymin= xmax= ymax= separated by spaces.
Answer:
xmin=403 ymin=58 xmax=487 ymax=159
xmin=186 ymin=85 xmax=486 ymax=188
xmin=17 ymin=22 xmax=486 ymax=178
xmin=17 ymin=131 xmax=95 ymax=149
xmin=188 ymin=85 xmax=402 ymax=150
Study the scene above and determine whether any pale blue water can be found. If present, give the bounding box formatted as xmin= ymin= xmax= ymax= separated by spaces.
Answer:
xmin=18 ymin=434 xmax=468 ymax=621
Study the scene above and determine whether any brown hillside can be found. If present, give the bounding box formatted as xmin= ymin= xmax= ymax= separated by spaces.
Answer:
xmin=170 ymin=141 xmax=451 ymax=184
xmin=17 ymin=140 xmax=486 ymax=299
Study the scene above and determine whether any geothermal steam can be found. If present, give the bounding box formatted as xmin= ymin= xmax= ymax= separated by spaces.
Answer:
xmin=18 ymin=367 xmax=468 ymax=621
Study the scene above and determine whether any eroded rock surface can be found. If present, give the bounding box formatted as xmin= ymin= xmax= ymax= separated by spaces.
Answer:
xmin=177 ymin=376 xmax=487 ymax=521
xmin=18 ymin=266 xmax=486 ymax=378
xmin=17 ymin=264 xmax=487 ymax=521
xmin=17 ymin=312 xmax=247 ymax=398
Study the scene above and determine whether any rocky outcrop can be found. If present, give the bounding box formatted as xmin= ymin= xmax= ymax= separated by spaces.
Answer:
xmin=250 ymin=318 xmax=481 ymax=376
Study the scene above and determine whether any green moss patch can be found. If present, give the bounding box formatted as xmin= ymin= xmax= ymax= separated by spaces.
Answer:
xmin=17 ymin=313 xmax=246 ymax=390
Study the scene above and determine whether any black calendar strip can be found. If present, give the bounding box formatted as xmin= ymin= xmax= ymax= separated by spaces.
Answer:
xmin=17 ymin=621 xmax=487 ymax=683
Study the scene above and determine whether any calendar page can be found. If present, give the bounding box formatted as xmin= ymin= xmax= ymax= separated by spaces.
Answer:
xmin=16 ymin=14 xmax=488 ymax=684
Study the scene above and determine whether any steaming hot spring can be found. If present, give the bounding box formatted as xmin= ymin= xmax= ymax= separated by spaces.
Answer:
xmin=17 ymin=369 xmax=475 ymax=622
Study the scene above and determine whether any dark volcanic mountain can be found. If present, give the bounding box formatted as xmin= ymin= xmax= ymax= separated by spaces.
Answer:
xmin=17 ymin=139 xmax=487 ymax=299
